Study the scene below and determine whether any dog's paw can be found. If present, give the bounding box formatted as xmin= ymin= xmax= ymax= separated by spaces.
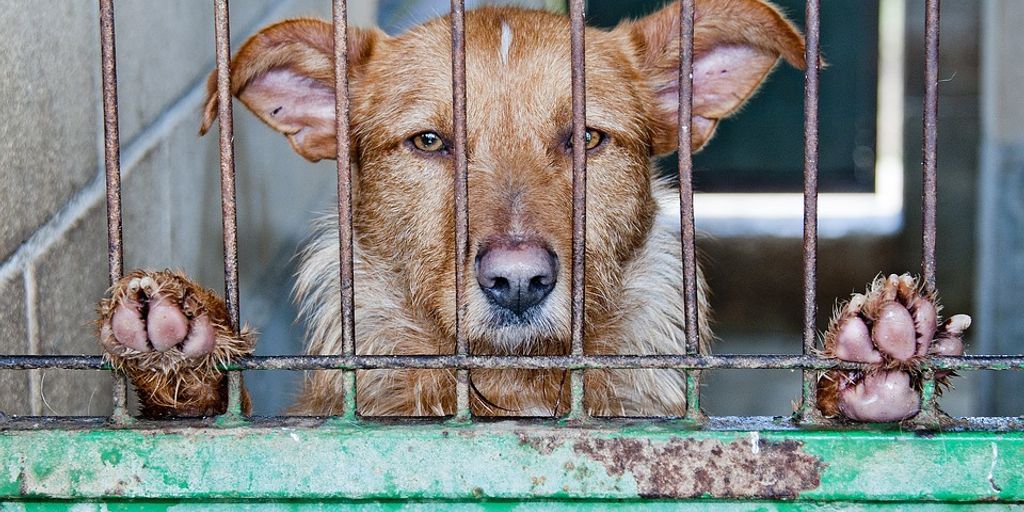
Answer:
xmin=97 ymin=270 xmax=254 ymax=415
xmin=817 ymin=274 xmax=970 ymax=422
xmin=99 ymin=270 xmax=250 ymax=363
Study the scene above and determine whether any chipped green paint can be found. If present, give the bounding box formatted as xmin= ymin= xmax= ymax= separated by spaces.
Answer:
xmin=1 ymin=422 xmax=1022 ymax=506
xmin=5 ymin=503 xmax=1024 ymax=511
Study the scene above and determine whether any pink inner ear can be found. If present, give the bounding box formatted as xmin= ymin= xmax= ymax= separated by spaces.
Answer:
xmin=691 ymin=45 xmax=778 ymax=118
xmin=655 ymin=44 xmax=779 ymax=120
xmin=239 ymin=68 xmax=336 ymax=149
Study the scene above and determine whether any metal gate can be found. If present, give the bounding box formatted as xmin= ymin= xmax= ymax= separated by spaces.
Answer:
xmin=1 ymin=0 xmax=1022 ymax=508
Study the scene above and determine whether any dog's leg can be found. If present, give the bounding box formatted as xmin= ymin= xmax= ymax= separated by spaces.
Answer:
xmin=817 ymin=274 xmax=970 ymax=422
xmin=97 ymin=270 xmax=255 ymax=418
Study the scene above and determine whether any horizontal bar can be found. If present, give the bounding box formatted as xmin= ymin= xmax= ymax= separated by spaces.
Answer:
xmin=2 ymin=424 xmax=1023 ymax=501
xmin=4 ymin=415 xmax=1023 ymax=432
xmin=3 ymin=354 xmax=1024 ymax=371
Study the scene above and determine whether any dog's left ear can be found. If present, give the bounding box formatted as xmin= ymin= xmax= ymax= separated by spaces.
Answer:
xmin=621 ymin=0 xmax=807 ymax=155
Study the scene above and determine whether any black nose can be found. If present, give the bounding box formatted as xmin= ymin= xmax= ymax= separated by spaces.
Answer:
xmin=476 ymin=241 xmax=558 ymax=315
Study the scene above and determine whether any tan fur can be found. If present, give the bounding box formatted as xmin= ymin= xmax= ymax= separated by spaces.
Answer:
xmin=97 ymin=270 xmax=254 ymax=417
xmin=102 ymin=0 xmax=805 ymax=418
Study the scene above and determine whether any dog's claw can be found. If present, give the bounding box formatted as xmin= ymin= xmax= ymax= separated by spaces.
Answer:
xmin=818 ymin=273 xmax=970 ymax=422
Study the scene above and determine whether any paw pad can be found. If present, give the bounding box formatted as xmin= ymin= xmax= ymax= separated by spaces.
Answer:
xmin=818 ymin=274 xmax=970 ymax=422
xmin=98 ymin=270 xmax=232 ymax=362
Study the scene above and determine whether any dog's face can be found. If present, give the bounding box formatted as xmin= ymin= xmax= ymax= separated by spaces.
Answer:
xmin=200 ymin=0 xmax=804 ymax=354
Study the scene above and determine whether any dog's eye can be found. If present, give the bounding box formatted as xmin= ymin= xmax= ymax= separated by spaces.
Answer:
xmin=566 ymin=128 xmax=605 ymax=151
xmin=410 ymin=132 xmax=447 ymax=153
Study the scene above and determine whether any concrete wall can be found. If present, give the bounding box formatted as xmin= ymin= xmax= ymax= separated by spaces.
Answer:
xmin=0 ymin=0 xmax=376 ymax=416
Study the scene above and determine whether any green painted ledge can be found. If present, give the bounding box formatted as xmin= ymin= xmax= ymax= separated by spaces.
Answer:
xmin=1 ymin=418 xmax=1022 ymax=506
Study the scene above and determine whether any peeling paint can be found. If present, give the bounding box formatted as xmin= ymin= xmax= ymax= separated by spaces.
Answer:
xmin=516 ymin=431 xmax=565 ymax=455
xmin=2 ymin=423 xmax=1023 ymax=503
xmin=988 ymin=442 xmax=1002 ymax=493
xmin=572 ymin=437 xmax=823 ymax=498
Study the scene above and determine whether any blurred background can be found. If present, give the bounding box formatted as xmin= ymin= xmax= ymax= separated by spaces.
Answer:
xmin=0 ymin=0 xmax=1020 ymax=418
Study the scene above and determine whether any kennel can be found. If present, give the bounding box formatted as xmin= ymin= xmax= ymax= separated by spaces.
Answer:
xmin=1 ymin=0 xmax=1022 ymax=508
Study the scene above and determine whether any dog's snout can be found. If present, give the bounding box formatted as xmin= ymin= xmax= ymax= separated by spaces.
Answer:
xmin=476 ymin=242 xmax=558 ymax=315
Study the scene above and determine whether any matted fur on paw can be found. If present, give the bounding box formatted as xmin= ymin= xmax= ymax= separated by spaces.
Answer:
xmin=97 ymin=270 xmax=254 ymax=409
xmin=817 ymin=273 xmax=970 ymax=422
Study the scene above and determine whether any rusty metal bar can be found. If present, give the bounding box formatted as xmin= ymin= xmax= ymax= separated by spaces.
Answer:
xmin=109 ymin=368 xmax=130 ymax=424
xmin=332 ymin=0 xmax=357 ymax=420
xmin=799 ymin=0 xmax=822 ymax=422
xmin=568 ymin=0 xmax=587 ymax=421
xmin=225 ymin=370 xmax=243 ymax=417
xmin=5 ymin=414 xmax=1024 ymax=431
xmin=98 ymin=0 xmax=129 ymax=423
xmin=450 ymin=0 xmax=470 ymax=421
xmin=213 ymin=0 xmax=242 ymax=417
xmin=921 ymin=0 xmax=940 ymax=291
xmin=99 ymin=0 xmax=123 ymax=286
xmin=677 ymin=0 xmax=702 ymax=423
xmin=8 ymin=353 xmax=1022 ymax=372
xmin=915 ymin=0 xmax=943 ymax=425
xmin=213 ymin=0 xmax=240 ymax=333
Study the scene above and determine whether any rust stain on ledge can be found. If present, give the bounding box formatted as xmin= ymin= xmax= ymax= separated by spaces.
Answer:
xmin=572 ymin=436 xmax=823 ymax=498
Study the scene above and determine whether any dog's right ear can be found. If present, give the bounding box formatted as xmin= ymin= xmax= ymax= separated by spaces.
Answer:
xmin=199 ymin=19 xmax=384 ymax=162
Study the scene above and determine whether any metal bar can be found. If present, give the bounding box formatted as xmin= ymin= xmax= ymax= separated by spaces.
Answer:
xmin=3 ymin=414 xmax=1023 ymax=431
xmin=98 ymin=0 xmax=123 ymax=286
xmin=450 ymin=0 xmax=470 ymax=421
xmin=677 ymin=0 xmax=702 ymax=423
xmin=225 ymin=371 xmax=243 ymax=417
xmin=98 ymin=0 xmax=129 ymax=424
xmin=213 ymin=0 xmax=240 ymax=333
xmin=567 ymin=0 xmax=587 ymax=421
xmin=7 ymin=354 xmax=1024 ymax=372
xmin=109 ymin=370 xmax=131 ymax=424
xmin=922 ymin=0 xmax=940 ymax=292
xmin=332 ymin=0 xmax=357 ymax=421
xmin=914 ymin=0 xmax=945 ymax=426
xmin=213 ymin=0 xmax=242 ymax=417
xmin=799 ymin=0 xmax=822 ymax=422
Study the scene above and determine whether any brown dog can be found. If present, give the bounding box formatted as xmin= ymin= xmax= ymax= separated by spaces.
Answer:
xmin=97 ymin=0 xmax=967 ymax=421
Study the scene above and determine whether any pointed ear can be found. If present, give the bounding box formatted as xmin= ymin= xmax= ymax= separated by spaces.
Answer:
xmin=199 ymin=19 xmax=385 ymax=162
xmin=621 ymin=0 xmax=808 ymax=155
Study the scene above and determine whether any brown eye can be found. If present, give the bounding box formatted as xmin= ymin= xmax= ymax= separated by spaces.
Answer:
xmin=411 ymin=132 xmax=447 ymax=153
xmin=567 ymin=128 xmax=605 ymax=151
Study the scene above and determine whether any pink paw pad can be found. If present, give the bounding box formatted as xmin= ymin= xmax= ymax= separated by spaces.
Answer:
xmin=820 ymin=274 xmax=970 ymax=422
xmin=103 ymin=274 xmax=216 ymax=358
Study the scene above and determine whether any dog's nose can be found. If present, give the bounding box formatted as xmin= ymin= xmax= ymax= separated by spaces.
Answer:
xmin=476 ymin=242 xmax=558 ymax=315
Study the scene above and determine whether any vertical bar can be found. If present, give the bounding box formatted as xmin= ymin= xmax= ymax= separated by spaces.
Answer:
xmin=333 ymin=0 xmax=358 ymax=420
xmin=98 ymin=0 xmax=130 ymax=423
xmin=914 ymin=0 xmax=943 ymax=427
xmin=799 ymin=0 xmax=822 ymax=422
xmin=99 ymin=0 xmax=123 ymax=286
xmin=921 ymin=0 xmax=940 ymax=291
xmin=214 ymin=0 xmax=242 ymax=416
xmin=677 ymin=0 xmax=701 ymax=422
xmin=225 ymin=370 xmax=243 ymax=416
xmin=214 ymin=0 xmax=240 ymax=333
xmin=451 ymin=0 xmax=471 ymax=421
xmin=568 ymin=0 xmax=587 ymax=420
